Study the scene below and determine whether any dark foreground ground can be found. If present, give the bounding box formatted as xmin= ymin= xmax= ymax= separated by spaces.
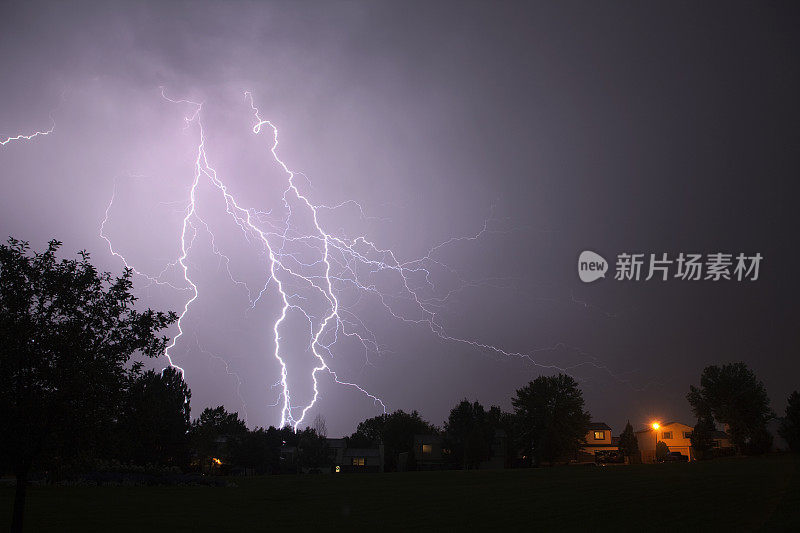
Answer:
xmin=3 ymin=455 xmax=799 ymax=532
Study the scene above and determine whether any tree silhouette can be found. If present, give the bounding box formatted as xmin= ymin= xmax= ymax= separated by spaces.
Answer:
xmin=617 ymin=420 xmax=639 ymax=460
xmin=190 ymin=406 xmax=248 ymax=471
xmin=687 ymin=362 xmax=773 ymax=453
xmin=118 ymin=366 xmax=191 ymax=467
xmin=0 ymin=238 xmax=176 ymax=532
xmin=349 ymin=410 xmax=438 ymax=471
xmin=655 ymin=440 xmax=670 ymax=461
xmin=296 ymin=427 xmax=331 ymax=472
xmin=690 ymin=417 xmax=718 ymax=460
xmin=779 ymin=391 xmax=800 ymax=453
xmin=230 ymin=426 xmax=282 ymax=474
xmin=444 ymin=399 xmax=494 ymax=469
xmin=312 ymin=414 xmax=328 ymax=438
xmin=487 ymin=406 xmax=515 ymax=468
xmin=512 ymin=374 xmax=591 ymax=465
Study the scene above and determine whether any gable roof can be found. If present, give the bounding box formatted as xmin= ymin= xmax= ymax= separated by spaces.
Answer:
xmin=343 ymin=448 xmax=382 ymax=457
xmin=635 ymin=421 xmax=693 ymax=433
xmin=588 ymin=422 xmax=612 ymax=431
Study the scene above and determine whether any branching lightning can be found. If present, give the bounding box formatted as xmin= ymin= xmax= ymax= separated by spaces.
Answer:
xmin=5 ymin=88 xmax=640 ymax=432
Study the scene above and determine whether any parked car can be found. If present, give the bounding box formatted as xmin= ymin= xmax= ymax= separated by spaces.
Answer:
xmin=660 ymin=451 xmax=689 ymax=462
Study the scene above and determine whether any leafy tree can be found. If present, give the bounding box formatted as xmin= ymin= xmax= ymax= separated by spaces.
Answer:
xmin=778 ymin=391 xmax=800 ymax=453
xmin=690 ymin=417 xmax=718 ymax=460
xmin=296 ymin=427 xmax=331 ymax=472
xmin=444 ymin=399 xmax=493 ymax=469
xmin=348 ymin=410 xmax=438 ymax=471
xmin=190 ymin=406 xmax=248 ymax=471
xmin=117 ymin=367 xmax=191 ymax=468
xmin=278 ymin=425 xmax=300 ymax=447
xmin=512 ymin=374 xmax=591 ymax=465
xmin=0 ymin=238 xmax=176 ymax=532
xmin=743 ymin=426 xmax=773 ymax=455
xmin=617 ymin=420 xmax=639 ymax=459
xmin=687 ymin=363 xmax=773 ymax=453
xmin=655 ymin=440 xmax=670 ymax=461
xmin=487 ymin=406 xmax=515 ymax=466
xmin=230 ymin=426 xmax=282 ymax=474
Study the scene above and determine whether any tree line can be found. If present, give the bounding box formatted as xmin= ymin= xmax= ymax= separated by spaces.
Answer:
xmin=3 ymin=238 xmax=800 ymax=531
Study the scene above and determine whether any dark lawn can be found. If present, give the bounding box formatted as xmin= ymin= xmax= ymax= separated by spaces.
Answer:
xmin=3 ymin=455 xmax=799 ymax=532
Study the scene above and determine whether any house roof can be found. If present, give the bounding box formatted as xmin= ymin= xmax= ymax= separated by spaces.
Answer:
xmin=588 ymin=422 xmax=612 ymax=431
xmin=635 ymin=421 xmax=693 ymax=433
xmin=343 ymin=448 xmax=382 ymax=457
xmin=414 ymin=434 xmax=443 ymax=444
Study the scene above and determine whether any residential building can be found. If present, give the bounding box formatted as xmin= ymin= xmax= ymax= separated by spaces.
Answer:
xmin=709 ymin=430 xmax=734 ymax=450
xmin=583 ymin=422 xmax=617 ymax=454
xmin=413 ymin=434 xmax=445 ymax=470
xmin=635 ymin=421 xmax=697 ymax=462
xmin=479 ymin=429 xmax=509 ymax=469
xmin=326 ymin=438 xmax=384 ymax=473
xmin=342 ymin=447 xmax=384 ymax=473
xmin=578 ymin=422 xmax=620 ymax=463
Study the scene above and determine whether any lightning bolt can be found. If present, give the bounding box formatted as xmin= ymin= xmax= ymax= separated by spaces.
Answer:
xmin=0 ymin=117 xmax=55 ymax=145
xmin=109 ymin=88 xmax=646 ymax=429
xmin=5 ymin=89 xmax=640 ymax=432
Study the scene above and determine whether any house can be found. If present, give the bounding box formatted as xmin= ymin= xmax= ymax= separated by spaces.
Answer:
xmin=326 ymin=438 xmax=348 ymax=467
xmin=342 ymin=447 xmax=384 ymax=473
xmin=579 ymin=422 xmax=620 ymax=463
xmin=583 ymin=422 xmax=618 ymax=454
xmin=479 ymin=429 xmax=509 ymax=469
xmin=635 ymin=421 xmax=696 ymax=462
xmin=405 ymin=432 xmax=509 ymax=470
xmin=279 ymin=445 xmax=298 ymax=471
xmin=709 ymin=429 xmax=734 ymax=451
xmin=635 ymin=421 xmax=740 ymax=462
xmin=326 ymin=438 xmax=384 ymax=473
xmin=413 ymin=434 xmax=445 ymax=471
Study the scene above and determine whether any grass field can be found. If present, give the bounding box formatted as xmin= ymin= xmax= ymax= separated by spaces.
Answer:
xmin=3 ymin=455 xmax=799 ymax=531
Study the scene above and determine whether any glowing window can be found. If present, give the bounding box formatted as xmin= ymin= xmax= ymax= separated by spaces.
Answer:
xmin=335 ymin=466 xmax=341 ymax=473
xmin=422 ymin=444 xmax=432 ymax=454
xmin=593 ymin=431 xmax=605 ymax=440
xmin=352 ymin=457 xmax=365 ymax=466
xmin=662 ymin=432 xmax=673 ymax=439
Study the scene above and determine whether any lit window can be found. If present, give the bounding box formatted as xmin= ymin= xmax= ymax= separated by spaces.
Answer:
xmin=422 ymin=444 xmax=432 ymax=454
xmin=352 ymin=457 xmax=365 ymax=466
xmin=662 ymin=432 xmax=673 ymax=439
xmin=593 ymin=431 xmax=605 ymax=440
xmin=335 ymin=465 xmax=341 ymax=473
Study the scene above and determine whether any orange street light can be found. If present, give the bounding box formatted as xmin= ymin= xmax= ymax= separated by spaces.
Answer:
xmin=651 ymin=422 xmax=660 ymax=430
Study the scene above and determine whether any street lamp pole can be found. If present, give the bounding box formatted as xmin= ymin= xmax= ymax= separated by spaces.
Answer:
xmin=652 ymin=422 xmax=660 ymax=463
